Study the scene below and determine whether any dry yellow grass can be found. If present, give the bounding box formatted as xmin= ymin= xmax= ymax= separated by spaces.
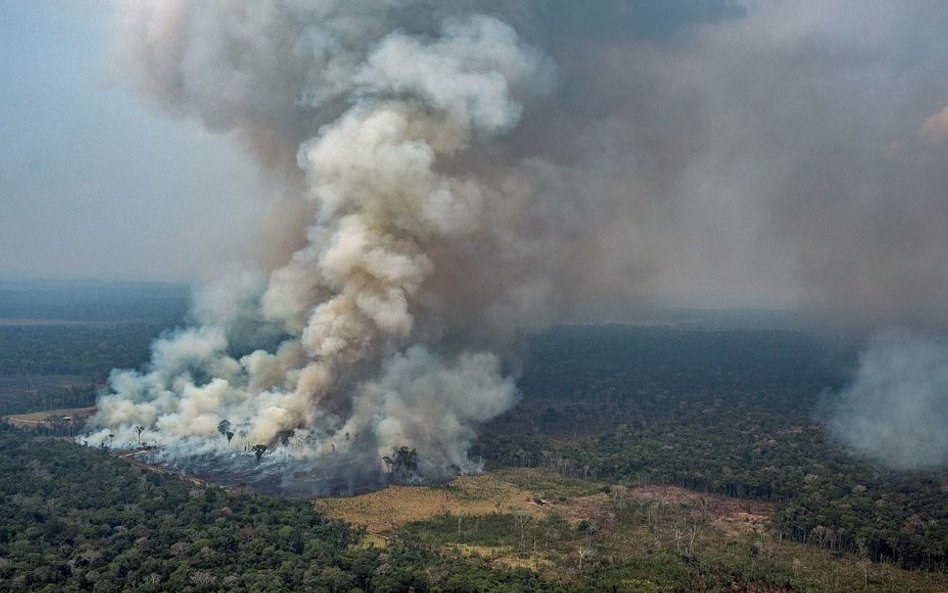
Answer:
xmin=315 ymin=473 xmax=546 ymax=534
xmin=315 ymin=468 xmax=615 ymax=575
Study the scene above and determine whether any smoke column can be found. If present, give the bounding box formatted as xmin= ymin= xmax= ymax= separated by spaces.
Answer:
xmin=87 ymin=1 xmax=566 ymax=493
xmin=87 ymin=1 xmax=948 ymax=488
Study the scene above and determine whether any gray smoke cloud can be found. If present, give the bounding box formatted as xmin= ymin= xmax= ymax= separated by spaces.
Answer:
xmin=825 ymin=331 xmax=948 ymax=470
xmin=89 ymin=1 xmax=558 ymax=492
xmin=87 ymin=1 xmax=948 ymax=489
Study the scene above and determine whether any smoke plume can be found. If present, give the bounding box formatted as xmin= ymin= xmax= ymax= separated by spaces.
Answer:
xmin=87 ymin=1 xmax=948 ymax=489
xmin=825 ymin=331 xmax=948 ymax=470
xmin=88 ymin=1 xmax=567 ymax=493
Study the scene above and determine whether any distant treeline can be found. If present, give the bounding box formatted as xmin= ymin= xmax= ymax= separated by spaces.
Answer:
xmin=0 ymin=382 xmax=98 ymax=417
xmin=0 ymin=423 xmax=608 ymax=592
xmin=0 ymin=279 xmax=189 ymax=382
xmin=0 ymin=323 xmax=169 ymax=379
xmin=0 ymin=279 xmax=189 ymax=323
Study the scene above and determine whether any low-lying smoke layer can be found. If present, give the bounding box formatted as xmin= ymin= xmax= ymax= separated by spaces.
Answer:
xmin=88 ymin=1 xmax=948 ymax=489
xmin=825 ymin=331 xmax=948 ymax=470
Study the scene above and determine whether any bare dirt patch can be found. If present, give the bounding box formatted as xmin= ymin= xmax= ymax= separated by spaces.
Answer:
xmin=623 ymin=484 xmax=774 ymax=535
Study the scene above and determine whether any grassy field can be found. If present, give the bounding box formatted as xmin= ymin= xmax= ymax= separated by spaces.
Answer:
xmin=318 ymin=468 xmax=948 ymax=592
xmin=315 ymin=472 xmax=550 ymax=535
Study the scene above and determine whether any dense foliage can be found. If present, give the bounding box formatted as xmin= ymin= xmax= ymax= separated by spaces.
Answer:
xmin=7 ymin=425 xmax=902 ymax=592
xmin=0 ymin=424 xmax=578 ymax=593
xmin=0 ymin=323 xmax=171 ymax=379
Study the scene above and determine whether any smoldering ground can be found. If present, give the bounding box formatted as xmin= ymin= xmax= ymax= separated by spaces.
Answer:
xmin=85 ymin=1 xmax=948 ymax=491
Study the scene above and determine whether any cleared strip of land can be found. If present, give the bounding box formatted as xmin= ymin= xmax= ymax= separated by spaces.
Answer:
xmin=5 ymin=406 xmax=96 ymax=428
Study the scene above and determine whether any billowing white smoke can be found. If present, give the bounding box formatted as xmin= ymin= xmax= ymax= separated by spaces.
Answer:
xmin=87 ymin=1 xmax=948 ymax=487
xmin=87 ymin=2 xmax=554 ymax=489
xmin=825 ymin=331 xmax=948 ymax=470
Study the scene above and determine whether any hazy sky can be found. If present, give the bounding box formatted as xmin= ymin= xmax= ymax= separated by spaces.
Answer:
xmin=4 ymin=1 xmax=948 ymax=323
xmin=0 ymin=1 xmax=743 ymax=287
xmin=0 ymin=1 xmax=264 ymax=282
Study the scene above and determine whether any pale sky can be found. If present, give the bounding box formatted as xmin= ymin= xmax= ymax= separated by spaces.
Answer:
xmin=0 ymin=1 xmax=264 ymax=282
xmin=0 ymin=0 xmax=745 ymax=287
xmin=4 ymin=1 xmax=948 ymax=324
